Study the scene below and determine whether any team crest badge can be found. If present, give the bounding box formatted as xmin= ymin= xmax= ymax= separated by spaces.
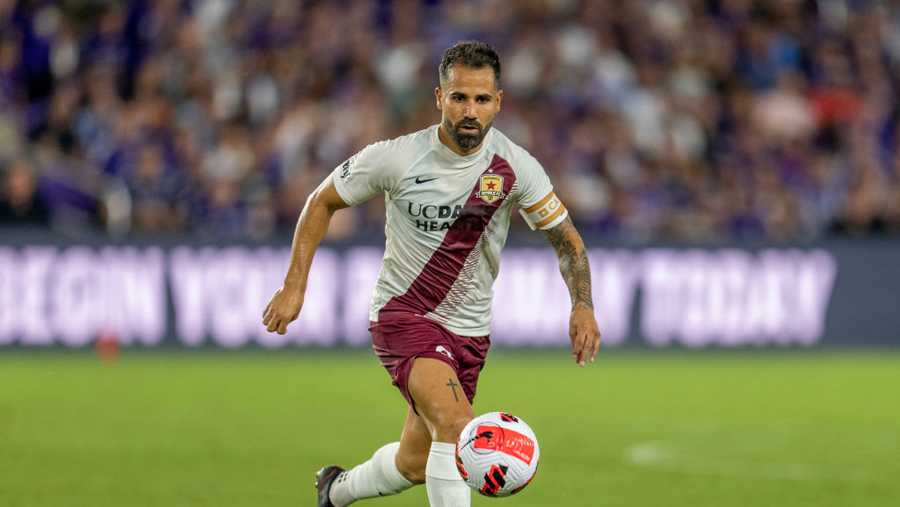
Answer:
xmin=477 ymin=174 xmax=504 ymax=203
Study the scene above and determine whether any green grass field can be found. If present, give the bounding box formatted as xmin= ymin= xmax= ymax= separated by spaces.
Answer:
xmin=1 ymin=350 xmax=898 ymax=507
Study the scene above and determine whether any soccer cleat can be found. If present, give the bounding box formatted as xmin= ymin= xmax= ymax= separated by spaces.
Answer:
xmin=315 ymin=465 xmax=344 ymax=507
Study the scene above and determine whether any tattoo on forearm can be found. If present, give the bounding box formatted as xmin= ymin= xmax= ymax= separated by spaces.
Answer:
xmin=544 ymin=217 xmax=593 ymax=309
xmin=447 ymin=379 xmax=460 ymax=402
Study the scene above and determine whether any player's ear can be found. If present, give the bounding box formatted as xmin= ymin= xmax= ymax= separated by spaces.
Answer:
xmin=435 ymin=86 xmax=443 ymax=111
xmin=496 ymin=89 xmax=503 ymax=112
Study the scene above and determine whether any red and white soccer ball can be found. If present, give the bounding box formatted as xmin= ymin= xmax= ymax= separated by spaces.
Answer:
xmin=455 ymin=411 xmax=540 ymax=497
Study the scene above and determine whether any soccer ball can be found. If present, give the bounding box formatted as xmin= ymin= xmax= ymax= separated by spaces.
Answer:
xmin=455 ymin=411 xmax=540 ymax=497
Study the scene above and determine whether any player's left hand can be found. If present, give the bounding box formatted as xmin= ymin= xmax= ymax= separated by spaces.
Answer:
xmin=569 ymin=303 xmax=600 ymax=367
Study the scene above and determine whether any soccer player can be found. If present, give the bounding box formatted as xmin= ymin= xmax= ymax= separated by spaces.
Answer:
xmin=262 ymin=41 xmax=601 ymax=506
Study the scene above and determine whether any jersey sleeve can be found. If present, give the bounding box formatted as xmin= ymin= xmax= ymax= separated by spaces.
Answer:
xmin=331 ymin=140 xmax=401 ymax=206
xmin=514 ymin=153 xmax=568 ymax=230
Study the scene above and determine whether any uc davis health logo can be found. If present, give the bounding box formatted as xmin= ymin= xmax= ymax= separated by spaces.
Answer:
xmin=477 ymin=174 xmax=503 ymax=203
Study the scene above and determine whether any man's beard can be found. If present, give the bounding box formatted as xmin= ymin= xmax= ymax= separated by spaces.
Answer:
xmin=444 ymin=117 xmax=492 ymax=152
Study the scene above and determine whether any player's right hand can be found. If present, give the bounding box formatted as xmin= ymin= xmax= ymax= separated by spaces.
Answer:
xmin=262 ymin=285 xmax=304 ymax=335
xmin=569 ymin=303 xmax=600 ymax=367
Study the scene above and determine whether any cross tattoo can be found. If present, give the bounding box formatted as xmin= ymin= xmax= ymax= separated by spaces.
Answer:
xmin=447 ymin=379 xmax=460 ymax=402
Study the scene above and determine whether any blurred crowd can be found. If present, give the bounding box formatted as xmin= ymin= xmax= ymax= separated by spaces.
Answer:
xmin=1 ymin=0 xmax=899 ymax=241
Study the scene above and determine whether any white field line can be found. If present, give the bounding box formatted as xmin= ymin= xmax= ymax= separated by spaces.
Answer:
xmin=624 ymin=440 xmax=875 ymax=483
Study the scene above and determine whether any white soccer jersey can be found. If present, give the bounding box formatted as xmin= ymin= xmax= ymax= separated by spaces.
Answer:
xmin=332 ymin=125 xmax=567 ymax=336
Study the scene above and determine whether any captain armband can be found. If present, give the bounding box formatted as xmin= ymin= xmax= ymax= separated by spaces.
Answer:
xmin=518 ymin=191 xmax=568 ymax=230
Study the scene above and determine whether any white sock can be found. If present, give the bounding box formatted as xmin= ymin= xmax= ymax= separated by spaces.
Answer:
xmin=425 ymin=442 xmax=470 ymax=507
xmin=329 ymin=442 xmax=414 ymax=506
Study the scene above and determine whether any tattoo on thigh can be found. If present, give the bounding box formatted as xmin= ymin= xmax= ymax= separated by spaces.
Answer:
xmin=447 ymin=379 xmax=460 ymax=402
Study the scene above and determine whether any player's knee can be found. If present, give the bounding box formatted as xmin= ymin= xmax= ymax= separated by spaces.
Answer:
xmin=395 ymin=449 xmax=427 ymax=484
xmin=431 ymin=414 xmax=472 ymax=443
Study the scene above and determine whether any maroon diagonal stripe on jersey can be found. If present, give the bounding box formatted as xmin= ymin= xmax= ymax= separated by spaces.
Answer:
xmin=381 ymin=154 xmax=516 ymax=315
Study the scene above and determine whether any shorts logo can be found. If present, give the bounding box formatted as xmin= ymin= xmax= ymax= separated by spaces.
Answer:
xmin=435 ymin=345 xmax=454 ymax=360
xmin=477 ymin=174 xmax=504 ymax=203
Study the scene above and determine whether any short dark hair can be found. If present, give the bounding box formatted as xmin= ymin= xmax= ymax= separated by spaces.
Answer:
xmin=439 ymin=41 xmax=501 ymax=86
